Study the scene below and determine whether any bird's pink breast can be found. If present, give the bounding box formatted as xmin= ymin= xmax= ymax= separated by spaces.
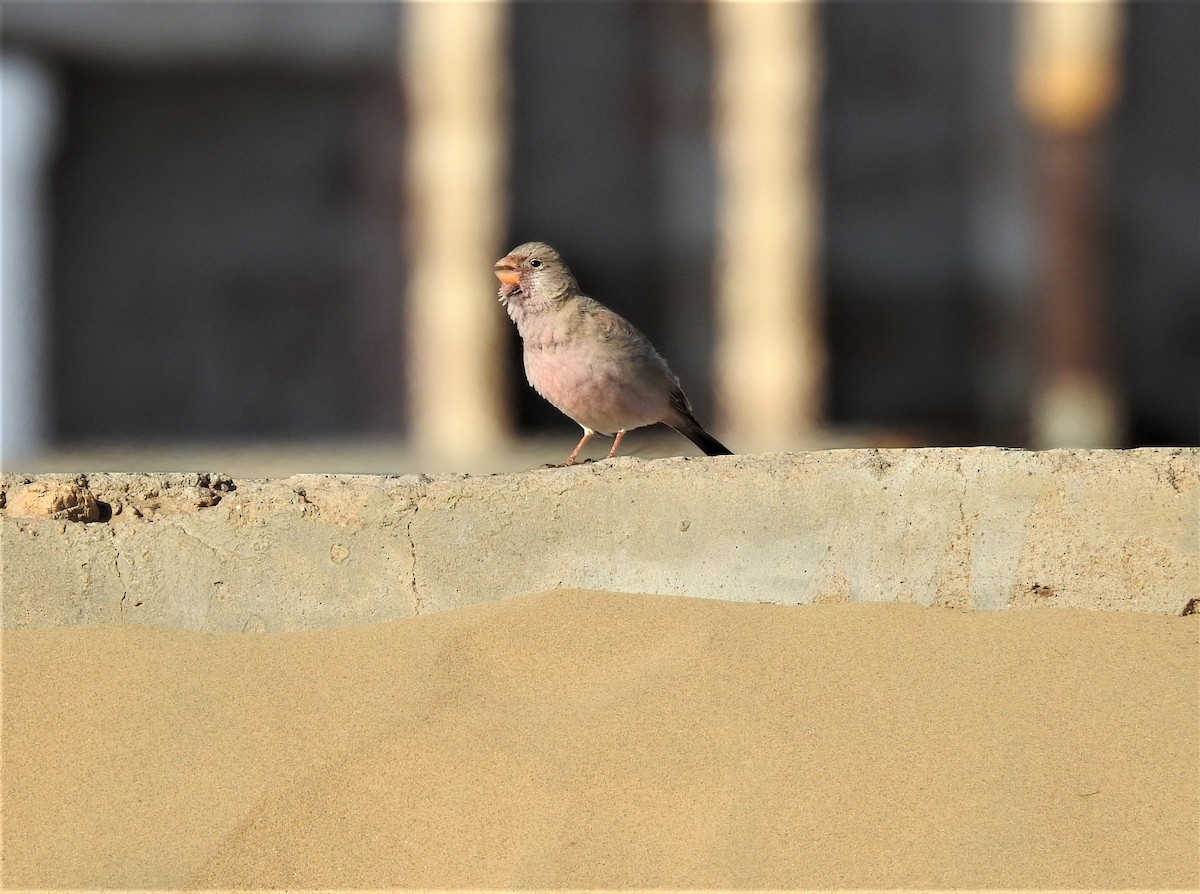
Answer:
xmin=524 ymin=342 xmax=667 ymax=435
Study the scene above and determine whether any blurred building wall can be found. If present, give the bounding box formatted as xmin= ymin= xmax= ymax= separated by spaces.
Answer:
xmin=820 ymin=1 xmax=1196 ymax=446
xmin=2 ymin=1 xmax=406 ymax=453
xmin=1 ymin=1 xmax=1196 ymax=461
xmin=822 ymin=3 xmax=1030 ymax=443
xmin=1110 ymin=4 xmax=1200 ymax=445
xmin=48 ymin=66 xmax=406 ymax=440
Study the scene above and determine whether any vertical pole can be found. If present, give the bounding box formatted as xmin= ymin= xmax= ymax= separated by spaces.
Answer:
xmin=711 ymin=0 xmax=826 ymax=450
xmin=402 ymin=2 xmax=511 ymax=458
xmin=1018 ymin=0 xmax=1125 ymax=448
xmin=0 ymin=56 xmax=57 ymax=468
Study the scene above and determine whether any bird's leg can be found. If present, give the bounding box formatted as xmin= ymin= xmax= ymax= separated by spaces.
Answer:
xmin=563 ymin=431 xmax=594 ymax=466
xmin=606 ymin=430 xmax=628 ymax=459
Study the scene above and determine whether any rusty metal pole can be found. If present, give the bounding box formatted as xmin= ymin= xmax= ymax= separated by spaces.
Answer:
xmin=1018 ymin=0 xmax=1125 ymax=448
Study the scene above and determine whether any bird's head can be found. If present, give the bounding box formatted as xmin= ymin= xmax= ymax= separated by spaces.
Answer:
xmin=493 ymin=241 xmax=577 ymax=308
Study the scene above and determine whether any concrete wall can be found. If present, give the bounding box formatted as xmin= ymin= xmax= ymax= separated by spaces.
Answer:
xmin=2 ymin=448 xmax=1196 ymax=631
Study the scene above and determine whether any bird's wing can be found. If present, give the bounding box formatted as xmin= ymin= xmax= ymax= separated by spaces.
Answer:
xmin=668 ymin=386 xmax=694 ymax=417
xmin=589 ymin=306 xmax=654 ymax=352
xmin=583 ymin=300 xmax=684 ymax=395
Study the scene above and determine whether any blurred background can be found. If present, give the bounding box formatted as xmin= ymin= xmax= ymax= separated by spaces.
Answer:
xmin=1 ymin=0 xmax=1196 ymax=476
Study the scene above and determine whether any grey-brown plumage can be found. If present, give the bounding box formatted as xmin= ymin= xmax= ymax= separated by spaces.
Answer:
xmin=494 ymin=241 xmax=732 ymax=465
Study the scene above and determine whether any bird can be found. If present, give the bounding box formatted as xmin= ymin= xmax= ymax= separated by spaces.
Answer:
xmin=493 ymin=241 xmax=732 ymax=466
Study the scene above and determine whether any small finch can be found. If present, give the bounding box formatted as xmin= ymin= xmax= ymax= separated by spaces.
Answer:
xmin=494 ymin=241 xmax=733 ymax=466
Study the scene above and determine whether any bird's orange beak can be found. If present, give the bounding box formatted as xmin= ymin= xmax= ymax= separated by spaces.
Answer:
xmin=493 ymin=257 xmax=521 ymax=286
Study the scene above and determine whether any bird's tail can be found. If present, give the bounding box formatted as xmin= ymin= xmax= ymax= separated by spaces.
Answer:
xmin=671 ymin=413 xmax=733 ymax=457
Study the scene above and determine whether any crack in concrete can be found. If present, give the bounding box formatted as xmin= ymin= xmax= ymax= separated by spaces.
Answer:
xmin=953 ymin=456 xmax=969 ymax=528
xmin=1163 ymin=462 xmax=1181 ymax=494
xmin=109 ymin=527 xmax=130 ymax=617
xmin=407 ymin=501 xmax=422 ymax=615
xmin=940 ymin=455 xmax=973 ymax=607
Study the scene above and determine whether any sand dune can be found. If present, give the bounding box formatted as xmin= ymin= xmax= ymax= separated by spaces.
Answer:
xmin=4 ymin=590 xmax=1197 ymax=890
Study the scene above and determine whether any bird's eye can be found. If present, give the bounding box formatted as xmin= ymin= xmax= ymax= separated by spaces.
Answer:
xmin=529 ymin=258 xmax=543 ymax=268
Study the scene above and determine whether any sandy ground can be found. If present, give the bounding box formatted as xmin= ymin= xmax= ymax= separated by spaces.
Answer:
xmin=3 ymin=589 xmax=1197 ymax=891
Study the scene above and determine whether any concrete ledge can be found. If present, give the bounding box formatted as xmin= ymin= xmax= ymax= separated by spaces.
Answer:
xmin=2 ymin=448 xmax=1197 ymax=630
